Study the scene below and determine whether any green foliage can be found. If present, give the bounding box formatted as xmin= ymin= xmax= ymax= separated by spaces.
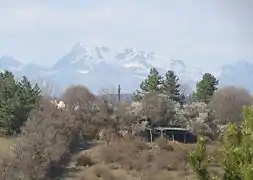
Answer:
xmin=189 ymin=136 xmax=212 ymax=180
xmin=221 ymin=106 xmax=253 ymax=180
xmin=161 ymin=70 xmax=183 ymax=104
xmin=221 ymin=123 xmax=241 ymax=180
xmin=134 ymin=68 xmax=163 ymax=100
xmin=237 ymin=106 xmax=253 ymax=180
xmin=194 ymin=73 xmax=218 ymax=104
xmin=190 ymin=106 xmax=253 ymax=180
xmin=0 ymin=70 xmax=41 ymax=135
xmin=133 ymin=90 xmax=142 ymax=101
xmin=140 ymin=68 xmax=163 ymax=92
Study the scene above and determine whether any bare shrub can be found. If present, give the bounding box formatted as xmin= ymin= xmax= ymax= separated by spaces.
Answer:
xmin=113 ymin=103 xmax=137 ymax=131
xmin=209 ymin=86 xmax=252 ymax=124
xmin=61 ymin=85 xmax=99 ymax=141
xmin=62 ymin=85 xmax=96 ymax=111
xmin=62 ymin=85 xmax=129 ymax=144
xmin=79 ymin=165 xmax=118 ymax=180
xmin=2 ymin=99 xmax=79 ymax=180
xmin=100 ymin=137 xmax=187 ymax=173
xmin=98 ymin=88 xmax=118 ymax=112
xmin=93 ymin=166 xmax=117 ymax=180
xmin=95 ymin=88 xmax=137 ymax=143
xmin=101 ymin=138 xmax=149 ymax=170
xmin=76 ymin=154 xmax=94 ymax=167
xmin=137 ymin=92 xmax=179 ymax=127
xmin=0 ymin=154 xmax=20 ymax=180
xmin=155 ymin=138 xmax=174 ymax=151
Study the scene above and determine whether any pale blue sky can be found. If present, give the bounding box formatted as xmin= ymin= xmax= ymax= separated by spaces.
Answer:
xmin=0 ymin=0 xmax=252 ymax=71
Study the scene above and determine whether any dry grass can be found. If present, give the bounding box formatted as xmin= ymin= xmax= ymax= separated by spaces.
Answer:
xmin=0 ymin=135 xmax=222 ymax=180
xmin=74 ymin=137 xmax=222 ymax=180
xmin=96 ymin=137 xmax=195 ymax=179
xmin=76 ymin=154 xmax=95 ymax=167
xmin=0 ymin=129 xmax=223 ymax=180
xmin=0 ymin=138 xmax=15 ymax=155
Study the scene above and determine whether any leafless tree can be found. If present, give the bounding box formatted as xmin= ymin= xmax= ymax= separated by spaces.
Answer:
xmin=62 ymin=85 xmax=96 ymax=111
xmin=0 ymin=98 xmax=78 ymax=180
xmin=139 ymin=92 xmax=176 ymax=127
xmin=209 ymin=86 xmax=252 ymax=124
xmin=61 ymin=85 xmax=101 ymax=141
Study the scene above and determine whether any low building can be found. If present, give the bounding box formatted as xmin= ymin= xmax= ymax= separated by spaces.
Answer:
xmin=143 ymin=127 xmax=197 ymax=143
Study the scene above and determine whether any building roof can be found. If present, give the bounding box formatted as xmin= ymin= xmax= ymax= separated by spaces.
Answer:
xmin=145 ymin=126 xmax=189 ymax=131
xmin=154 ymin=127 xmax=189 ymax=131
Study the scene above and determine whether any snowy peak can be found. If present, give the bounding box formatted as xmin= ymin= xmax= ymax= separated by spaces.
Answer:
xmin=52 ymin=43 xmax=111 ymax=71
xmin=115 ymin=48 xmax=155 ymax=65
xmin=114 ymin=48 xmax=156 ymax=74
xmin=51 ymin=44 xmax=203 ymax=84
xmin=52 ymin=44 xmax=194 ymax=76
xmin=0 ymin=44 xmax=206 ymax=93
xmin=70 ymin=43 xmax=110 ymax=59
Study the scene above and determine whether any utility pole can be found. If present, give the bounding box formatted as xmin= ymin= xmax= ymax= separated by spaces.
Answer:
xmin=118 ymin=84 xmax=121 ymax=102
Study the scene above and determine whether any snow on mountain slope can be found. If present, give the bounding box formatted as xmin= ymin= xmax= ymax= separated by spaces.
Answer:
xmin=0 ymin=44 xmax=204 ymax=93
xmin=49 ymin=44 xmax=203 ymax=92
xmin=52 ymin=43 xmax=113 ymax=73
xmin=3 ymin=44 xmax=253 ymax=93
xmin=115 ymin=48 xmax=154 ymax=73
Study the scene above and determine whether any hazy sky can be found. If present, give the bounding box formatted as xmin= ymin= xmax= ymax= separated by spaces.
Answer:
xmin=0 ymin=0 xmax=252 ymax=71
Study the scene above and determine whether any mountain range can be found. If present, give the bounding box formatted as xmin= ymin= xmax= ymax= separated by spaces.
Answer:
xmin=0 ymin=43 xmax=252 ymax=95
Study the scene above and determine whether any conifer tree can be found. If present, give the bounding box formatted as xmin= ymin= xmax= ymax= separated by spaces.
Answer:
xmin=189 ymin=106 xmax=253 ymax=180
xmin=133 ymin=68 xmax=163 ymax=100
xmin=0 ymin=70 xmax=41 ymax=135
xmin=194 ymin=73 xmax=218 ymax=104
xmin=161 ymin=70 xmax=183 ymax=104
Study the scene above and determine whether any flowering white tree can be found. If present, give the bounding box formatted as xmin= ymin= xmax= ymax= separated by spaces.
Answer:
xmin=181 ymin=102 xmax=219 ymax=139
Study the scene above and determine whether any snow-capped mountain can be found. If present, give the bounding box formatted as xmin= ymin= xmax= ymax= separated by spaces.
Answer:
xmin=0 ymin=43 xmax=204 ymax=94
xmin=50 ymin=44 xmax=203 ymax=92
xmin=52 ymin=43 xmax=112 ymax=72
xmin=2 ymin=43 xmax=253 ymax=94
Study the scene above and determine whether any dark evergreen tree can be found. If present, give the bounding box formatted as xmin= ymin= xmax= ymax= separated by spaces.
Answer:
xmin=0 ymin=70 xmax=41 ymax=135
xmin=140 ymin=68 xmax=163 ymax=92
xmin=133 ymin=68 xmax=163 ymax=100
xmin=161 ymin=70 xmax=183 ymax=104
xmin=194 ymin=73 xmax=218 ymax=104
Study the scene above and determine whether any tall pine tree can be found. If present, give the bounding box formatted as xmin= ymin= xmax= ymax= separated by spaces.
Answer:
xmin=194 ymin=73 xmax=218 ymax=104
xmin=161 ymin=70 xmax=183 ymax=104
xmin=133 ymin=68 xmax=163 ymax=100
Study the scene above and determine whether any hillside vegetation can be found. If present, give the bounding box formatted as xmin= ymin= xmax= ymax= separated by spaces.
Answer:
xmin=0 ymin=68 xmax=252 ymax=180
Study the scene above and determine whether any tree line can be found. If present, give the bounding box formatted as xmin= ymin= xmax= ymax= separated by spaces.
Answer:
xmin=134 ymin=67 xmax=218 ymax=104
